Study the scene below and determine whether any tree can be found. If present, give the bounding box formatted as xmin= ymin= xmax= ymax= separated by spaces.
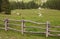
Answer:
xmin=43 ymin=0 xmax=60 ymax=10
xmin=0 ymin=0 xmax=2 ymax=12
xmin=1 ymin=0 xmax=11 ymax=14
xmin=27 ymin=0 xmax=39 ymax=9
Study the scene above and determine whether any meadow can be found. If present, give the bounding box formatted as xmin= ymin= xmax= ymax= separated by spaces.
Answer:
xmin=0 ymin=9 xmax=60 ymax=39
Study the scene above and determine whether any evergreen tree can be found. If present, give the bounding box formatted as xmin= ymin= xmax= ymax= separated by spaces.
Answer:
xmin=0 ymin=0 xmax=2 ymax=12
xmin=43 ymin=0 xmax=60 ymax=10
xmin=1 ymin=0 xmax=11 ymax=14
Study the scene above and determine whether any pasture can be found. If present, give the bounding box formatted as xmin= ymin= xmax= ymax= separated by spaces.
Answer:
xmin=0 ymin=9 xmax=60 ymax=39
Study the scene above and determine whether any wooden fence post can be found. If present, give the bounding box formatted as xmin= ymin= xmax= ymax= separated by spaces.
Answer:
xmin=46 ymin=21 xmax=49 ymax=37
xmin=21 ymin=20 xmax=25 ymax=35
xmin=5 ymin=19 xmax=8 ymax=31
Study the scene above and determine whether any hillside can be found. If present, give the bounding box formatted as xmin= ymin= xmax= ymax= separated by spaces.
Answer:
xmin=0 ymin=9 xmax=60 ymax=39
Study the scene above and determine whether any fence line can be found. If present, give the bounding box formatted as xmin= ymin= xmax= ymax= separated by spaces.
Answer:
xmin=0 ymin=19 xmax=60 ymax=37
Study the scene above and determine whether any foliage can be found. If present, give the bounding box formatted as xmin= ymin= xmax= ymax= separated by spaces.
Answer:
xmin=10 ymin=1 xmax=39 ymax=9
xmin=0 ymin=0 xmax=11 ymax=14
xmin=0 ymin=0 xmax=2 ymax=12
xmin=0 ymin=0 xmax=41 ymax=14
xmin=43 ymin=0 xmax=60 ymax=10
xmin=26 ymin=1 xmax=39 ymax=9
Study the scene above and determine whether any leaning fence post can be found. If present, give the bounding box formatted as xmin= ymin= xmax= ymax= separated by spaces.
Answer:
xmin=21 ymin=19 xmax=25 ymax=35
xmin=46 ymin=21 xmax=49 ymax=37
xmin=5 ymin=19 xmax=8 ymax=31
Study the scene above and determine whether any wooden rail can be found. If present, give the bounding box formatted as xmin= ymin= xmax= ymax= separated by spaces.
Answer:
xmin=49 ymin=33 xmax=60 ymax=36
xmin=47 ymin=25 xmax=60 ymax=37
xmin=0 ymin=19 xmax=60 ymax=37
xmin=8 ymin=27 xmax=21 ymax=32
xmin=49 ymin=30 xmax=60 ymax=32
xmin=24 ymin=20 xmax=46 ymax=24
xmin=50 ymin=26 xmax=60 ymax=28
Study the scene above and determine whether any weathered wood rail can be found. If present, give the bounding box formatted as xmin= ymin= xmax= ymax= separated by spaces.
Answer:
xmin=48 ymin=26 xmax=60 ymax=36
xmin=0 ymin=19 xmax=60 ymax=37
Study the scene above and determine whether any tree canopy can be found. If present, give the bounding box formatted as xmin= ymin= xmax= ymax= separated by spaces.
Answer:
xmin=0 ymin=0 xmax=11 ymax=14
xmin=43 ymin=0 xmax=60 ymax=10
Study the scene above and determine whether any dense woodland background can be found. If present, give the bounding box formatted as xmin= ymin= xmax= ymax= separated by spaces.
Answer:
xmin=0 ymin=0 xmax=60 ymax=14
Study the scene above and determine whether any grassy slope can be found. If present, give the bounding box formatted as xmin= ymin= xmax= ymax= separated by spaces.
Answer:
xmin=0 ymin=9 xmax=60 ymax=25
xmin=0 ymin=9 xmax=60 ymax=39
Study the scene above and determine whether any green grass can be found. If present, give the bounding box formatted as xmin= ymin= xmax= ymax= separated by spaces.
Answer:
xmin=0 ymin=9 xmax=60 ymax=39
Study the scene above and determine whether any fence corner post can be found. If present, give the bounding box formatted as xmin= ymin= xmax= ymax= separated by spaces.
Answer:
xmin=46 ymin=21 xmax=50 ymax=37
xmin=21 ymin=19 xmax=25 ymax=35
xmin=5 ymin=18 xmax=8 ymax=31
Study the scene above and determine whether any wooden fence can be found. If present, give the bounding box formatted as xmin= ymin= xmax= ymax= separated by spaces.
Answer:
xmin=0 ymin=19 xmax=60 ymax=37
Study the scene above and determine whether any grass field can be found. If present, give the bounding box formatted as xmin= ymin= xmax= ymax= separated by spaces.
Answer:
xmin=0 ymin=9 xmax=60 ymax=39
